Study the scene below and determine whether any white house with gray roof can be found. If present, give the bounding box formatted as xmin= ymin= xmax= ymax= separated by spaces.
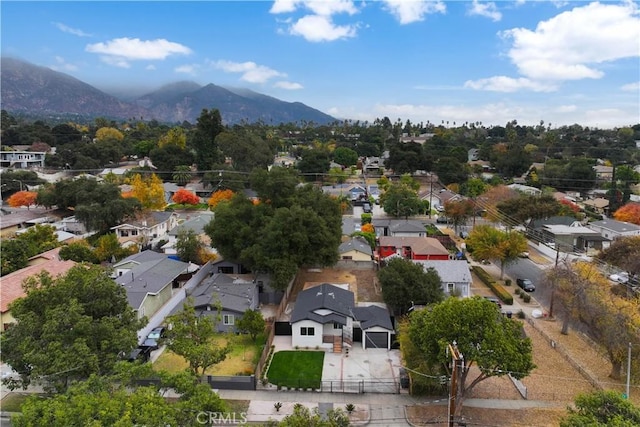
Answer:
xmin=291 ymin=283 xmax=394 ymax=351
xmin=113 ymin=250 xmax=191 ymax=320
xmin=413 ymin=260 xmax=472 ymax=297
xmin=588 ymin=219 xmax=640 ymax=244
xmin=162 ymin=211 xmax=214 ymax=255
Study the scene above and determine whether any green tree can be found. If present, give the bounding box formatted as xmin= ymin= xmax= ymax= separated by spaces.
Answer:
xmin=176 ymin=229 xmax=204 ymax=264
xmin=409 ymin=297 xmax=535 ymax=417
xmin=13 ymin=367 xmax=229 ymax=427
xmin=205 ymin=178 xmax=342 ymax=290
xmin=266 ymin=404 xmax=349 ymax=427
xmin=435 ymin=157 xmax=468 ymax=185
xmin=381 ymin=181 xmax=423 ymax=218
xmin=332 ymin=146 xmax=358 ymax=167
xmin=216 ymin=130 xmax=274 ymax=172
xmin=59 ymin=241 xmax=99 ymax=263
xmin=560 ymin=390 xmax=640 ymax=427
xmin=172 ymin=165 xmax=193 ymax=185
xmin=0 ymin=225 xmax=60 ymax=276
xmin=378 ymin=258 xmax=444 ymax=315
xmin=597 ymin=236 xmax=640 ymax=277
xmin=236 ymin=309 xmax=266 ymax=342
xmin=164 ymin=299 xmax=230 ymax=376
xmin=296 ymin=149 xmax=331 ymax=179
xmin=1 ymin=265 xmax=142 ymax=393
xmin=190 ymin=108 xmax=224 ymax=170
xmin=149 ymin=144 xmax=194 ymax=180
xmin=93 ymin=233 xmax=134 ymax=263
xmin=497 ymin=194 xmax=564 ymax=227
xmin=466 ymin=225 xmax=527 ymax=278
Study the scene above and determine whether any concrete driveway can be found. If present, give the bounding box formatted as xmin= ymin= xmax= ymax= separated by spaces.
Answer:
xmin=322 ymin=346 xmax=401 ymax=393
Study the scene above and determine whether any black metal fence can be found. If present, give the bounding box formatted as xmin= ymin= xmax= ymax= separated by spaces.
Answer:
xmin=205 ymin=375 xmax=256 ymax=390
xmin=269 ymin=378 xmax=399 ymax=394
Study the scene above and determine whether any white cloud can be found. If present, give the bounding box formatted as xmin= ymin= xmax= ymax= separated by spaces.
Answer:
xmin=381 ymin=0 xmax=446 ymax=25
xmin=270 ymin=0 xmax=357 ymax=16
xmin=53 ymin=22 xmax=92 ymax=37
xmin=270 ymin=0 xmax=301 ymax=14
xmin=211 ymin=60 xmax=285 ymax=83
xmin=464 ymin=76 xmax=557 ymax=92
xmin=85 ymin=38 xmax=192 ymax=66
xmin=289 ymin=14 xmax=357 ymax=42
xmin=468 ymin=1 xmax=502 ymax=22
xmin=621 ymin=82 xmax=640 ymax=92
xmin=146 ymin=64 xmax=156 ymax=70
xmin=175 ymin=64 xmax=198 ymax=75
xmin=501 ymin=2 xmax=640 ymax=82
xmin=50 ymin=56 xmax=78 ymax=72
xmin=274 ymin=81 xmax=303 ymax=90
xmin=554 ymin=105 xmax=577 ymax=113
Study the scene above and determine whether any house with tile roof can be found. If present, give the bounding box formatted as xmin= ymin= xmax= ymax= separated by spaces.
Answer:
xmin=1 ymin=247 xmax=76 ymax=330
xmin=290 ymin=283 xmax=394 ymax=351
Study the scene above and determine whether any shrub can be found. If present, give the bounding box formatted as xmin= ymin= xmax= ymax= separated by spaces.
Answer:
xmin=346 ymin=403 xmax=355 ymax=413
xmin=505 ymin=279 xmax=512 ymax=286
xmin=515 ymin=288 xmax=521 ymax=296
xmin=517 ymin=310 xmax=526 ymax=319
xmin=523 ymin=294 xmax=531 ymax=303
xmin=471 ymin=266 xmax=513 ymax=305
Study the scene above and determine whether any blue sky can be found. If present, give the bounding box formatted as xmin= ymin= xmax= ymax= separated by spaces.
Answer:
xmin=2 ymin=1 xmax=639 ymax=128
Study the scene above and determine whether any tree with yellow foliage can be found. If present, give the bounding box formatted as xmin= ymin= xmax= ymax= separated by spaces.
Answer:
xmin=95 ymin=127 xmax=124 ymax=142
xmin=159 ymin=127 xmax=187 ymax=149
xmin=207 ymin=189 xmax=235 ymax=210
xmin=544 ymin=261 xmax=640 ymax=379
xmin=129 ymin=173 xmax=165 ymax=210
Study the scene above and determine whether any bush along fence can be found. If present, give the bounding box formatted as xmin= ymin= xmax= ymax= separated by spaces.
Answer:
xmin=471 ymin=266 xmax=513 ymax=305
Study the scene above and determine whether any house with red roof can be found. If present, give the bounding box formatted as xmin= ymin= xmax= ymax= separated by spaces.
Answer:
xmin=0 ymin=247 xmax=76 ymax=331
xmin=377 ymin=236 xmax=450 ymax=261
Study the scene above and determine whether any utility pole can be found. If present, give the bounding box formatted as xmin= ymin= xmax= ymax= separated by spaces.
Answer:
xmin=447 ymin=342 xmax=463 ymax=427
xmin=429 ymin=174 xmax=433 ymax=219
xmin=626 ymin=342 xmax=632 ymax=399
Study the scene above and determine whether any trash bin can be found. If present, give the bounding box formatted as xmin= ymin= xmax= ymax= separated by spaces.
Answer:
xmin=506 ymin=311 xmax=512 ymax=318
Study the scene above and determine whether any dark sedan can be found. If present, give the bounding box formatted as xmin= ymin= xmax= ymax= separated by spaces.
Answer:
xmin=516 ymin=278 xmax=535 ymax=292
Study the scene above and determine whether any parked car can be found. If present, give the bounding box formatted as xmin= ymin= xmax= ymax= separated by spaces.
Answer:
xmin=362 ymin=202 xmax=372 ymax=214
xmin=516 ymin=278 xmax=535 ymax=292
xmin=518 ymin=251 xmax=530 ymax=258
xmin=147 ymin=326 xmax=166 ymax=340
xmin=436 ymin=216 xmax=448 ymax=224
xmin=609 ymin=272 xmax=629 ymax=284
xmin=141 ymin=338 xmax=159 ymax=351
xmin=483 ymin=296 xmax=502 ymax=310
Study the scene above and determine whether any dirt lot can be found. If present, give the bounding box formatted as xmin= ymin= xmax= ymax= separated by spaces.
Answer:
xmin=291 ymin=267 xmax=382 ymax=303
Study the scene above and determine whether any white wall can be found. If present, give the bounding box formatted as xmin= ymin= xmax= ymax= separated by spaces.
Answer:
xmin=291 ymin=320 xmax=322 ymax=348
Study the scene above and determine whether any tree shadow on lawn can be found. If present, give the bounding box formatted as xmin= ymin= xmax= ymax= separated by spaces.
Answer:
xmin=153 ymin=333 xmax=266 ymax=376
xmin=266 ymin=350 xmax=325 ymax=389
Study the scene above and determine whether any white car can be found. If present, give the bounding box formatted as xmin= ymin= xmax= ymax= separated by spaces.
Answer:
xmin=609 ymin=272 xmax=629 ymax=284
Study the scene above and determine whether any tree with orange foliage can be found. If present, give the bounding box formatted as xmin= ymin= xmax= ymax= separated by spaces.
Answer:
xmin=361 ymin=223 xmax=375 ymax=234
xmin=207 ymin=189 xmax=234 ymax=209
xmin=172 ymin=188 xmax=200 ymax=205
xmin=7 ymin=191 xmax=37 ymax=210
xmin=613 ymin=202 xmax=640 ymax=225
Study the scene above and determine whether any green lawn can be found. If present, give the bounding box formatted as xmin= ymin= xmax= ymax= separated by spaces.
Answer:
xmin=0 ymin=393 xmax=40 ymax=412
xmin=266 ymin=350 xmax=325 ymax=389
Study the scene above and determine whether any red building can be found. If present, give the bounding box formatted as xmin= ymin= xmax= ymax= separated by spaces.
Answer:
xmin=377 ymin=236 xmax=450 ymax=261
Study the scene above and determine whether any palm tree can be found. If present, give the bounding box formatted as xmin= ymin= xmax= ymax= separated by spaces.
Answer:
xmin=172 ymin=165 xmax=192 ymax=185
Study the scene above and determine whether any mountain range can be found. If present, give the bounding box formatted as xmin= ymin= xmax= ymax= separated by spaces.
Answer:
xmin=0 ymin=57 xmax=336 ymax=125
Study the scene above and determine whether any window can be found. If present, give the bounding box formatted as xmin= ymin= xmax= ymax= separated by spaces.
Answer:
xmin=223 ymin=314 xmax=234 ymax=325
xmin=333 ymin=322 xmax=343 ymax=329
xmin=300 ymin=327 xmax=315 ymax=336
xmin=447 ymin=283 xmax=455 ymax=294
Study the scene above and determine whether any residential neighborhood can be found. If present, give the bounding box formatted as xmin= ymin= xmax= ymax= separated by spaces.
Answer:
xmin=1 ymin=111 xmax=639 ymax=426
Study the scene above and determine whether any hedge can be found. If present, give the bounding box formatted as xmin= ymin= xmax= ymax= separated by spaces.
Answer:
xmin=471 ymin=266 xmax=514 ymax=305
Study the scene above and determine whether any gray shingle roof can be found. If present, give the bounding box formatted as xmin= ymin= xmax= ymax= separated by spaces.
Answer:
xmin=291 ymin=283 xmax=355 ymax=324
xmin=115 ymin=254 xmax=189 ymax=310
xmin=590 ymin=219 xmax=640 ymax=233
xmin=353 ymin=305 xmax=393 ymax=330
xmin=189 ymin=273 xmax=257 ymax=313
xmin=339 ymin=237 xmax=373 ymax=256
xmin=168 ymin=211 xmax=214 ymax=236
xmin=413 ymin=260 xmax=472 ymax=283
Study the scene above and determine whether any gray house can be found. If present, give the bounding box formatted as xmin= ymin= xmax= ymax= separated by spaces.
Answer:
xmin=181 ymin=272 xmax=259 ymax=333
xmin=413 ymin=260 xmax=472 ymax=297
xmin=372 ymin=219 xmax=428 ymax=238
xmin=113 ymin=251 xmax=192 ymax=320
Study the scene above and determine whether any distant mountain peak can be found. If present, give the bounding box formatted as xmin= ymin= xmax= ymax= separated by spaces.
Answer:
xmin=1 ymin=57 xmax=336 ymax=125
